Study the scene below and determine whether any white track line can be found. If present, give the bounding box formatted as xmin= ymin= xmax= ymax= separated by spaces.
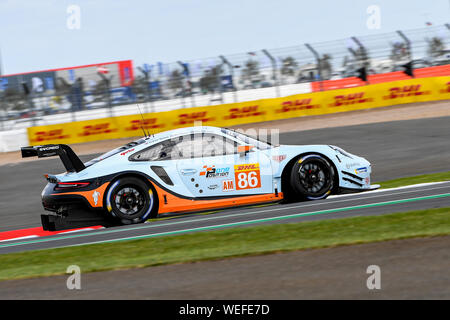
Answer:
xmin=0 ymin=235 xmax=39 ymax=243
xmin=5 ymin=181 xmax=450 ymax=245
xmin=328 ymin=181 xmax=450 ymax=199
xmin=67 ymin=192 xmax=450 ymax=248
xmin=1 ymin=181 xmax=448 ymax=247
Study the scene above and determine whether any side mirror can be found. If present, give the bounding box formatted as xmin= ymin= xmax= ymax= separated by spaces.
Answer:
xmin=237 ymin=145 xmax=254 ymax=156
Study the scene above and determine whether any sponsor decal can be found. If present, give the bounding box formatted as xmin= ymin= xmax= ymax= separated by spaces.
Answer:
xmin=39 ymin=146 xmax=60 ymax=151
xmin=272 ymin=155 xmax=287 ymax=162
xmin=355 ymin=167 xmax=368 ymax=174
xmin=30 ymin=129 xmax=70 ymax=143
xmin=124 ymin=118 xmax=165 ymax=131
xmin=365 ymin=177 xmax=370 ymax=185
xmin=222 ymin=180 xmax=234 ymax=192
xmin=120 ymin=148 xmax=135 ymax=156
xmin=275 ymin=99 xmax=320 ymax=113
xmin=92 ymin=191 xmax=100 ymax=206
xmin=207 ymin=184 xmax=219 ymax=190
xmin=346 ymin=162 xmax=361 ymax=169
xmin=224 ymin=105 xmax=266 ymax=119
xmin=329 ymin=92 xmax=372 ymax=107
xmin=439 ymin=81 xmax=450 ymax=94
xmin=78 ymin=123 xmax=118 ymax=137
xmin=200 ymin=165 xmax=230 ymax=178
xmin=174 ymin=111 xmax=215 ymax=125
xmin=234 ymin=163 xmax=261 ymax=190
xmin=382 ymin=84 xmax=430 ymax=100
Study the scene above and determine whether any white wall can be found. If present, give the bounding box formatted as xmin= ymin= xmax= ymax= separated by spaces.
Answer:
xmin=0 ymin=129 xmax=28 ymax=153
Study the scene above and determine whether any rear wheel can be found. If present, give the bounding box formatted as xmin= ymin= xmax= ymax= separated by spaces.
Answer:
xmin=105 ymin=177 xmax=157 ymax=225
xmin=290 ymin=154 xmax=335 ymax=200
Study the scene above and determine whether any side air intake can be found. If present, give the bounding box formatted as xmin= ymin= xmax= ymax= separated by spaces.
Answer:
xmin=151 ymin=166 xmax=174 ymax=186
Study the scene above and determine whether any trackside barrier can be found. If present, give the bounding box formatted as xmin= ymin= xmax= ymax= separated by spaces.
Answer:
xmin=0 ymin=129 xmax=28 ymax=152
xmin=26 ymin=76 xmax=450 ymax=146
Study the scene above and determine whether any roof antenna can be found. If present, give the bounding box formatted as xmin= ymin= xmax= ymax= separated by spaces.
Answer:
xmin=136 ymin=104 xmax=150 ymax=138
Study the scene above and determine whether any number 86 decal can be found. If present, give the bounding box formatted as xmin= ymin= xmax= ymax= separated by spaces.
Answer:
xmin=234 ymin=163 xmax=261 ymax=190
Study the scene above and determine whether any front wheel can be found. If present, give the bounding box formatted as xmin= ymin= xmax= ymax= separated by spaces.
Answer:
xmin=290 ymin=154 xmax=335 ymax=200
xmin=105 ymin=177 xmax=157 ymax=225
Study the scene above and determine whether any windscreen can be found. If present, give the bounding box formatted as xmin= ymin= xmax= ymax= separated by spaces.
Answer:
xmin=221 ymin=128 xmax=275 ymax=150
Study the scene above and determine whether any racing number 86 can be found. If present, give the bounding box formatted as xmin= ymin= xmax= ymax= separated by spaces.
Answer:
xmin=237 ymin=171 xmax=259 ymax=189
xmin=235 ymin=165 xmax=261 ymax=190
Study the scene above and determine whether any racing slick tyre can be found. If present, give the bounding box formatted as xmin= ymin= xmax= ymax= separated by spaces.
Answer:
xmin=105 ymin=177 xmax=157 ymax=225
xmin=290 ymin=154 xmax=335 ymax=200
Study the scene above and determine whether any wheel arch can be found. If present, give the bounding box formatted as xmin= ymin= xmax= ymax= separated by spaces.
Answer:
xmin=280 ymin=152 xmax=339 ymax=202
xmin=103 ymin=171 xmax=159 ymax=218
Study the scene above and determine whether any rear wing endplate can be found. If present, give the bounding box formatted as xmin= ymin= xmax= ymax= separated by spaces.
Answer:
xmin=21 ymin=144 xmax=86 ymax=173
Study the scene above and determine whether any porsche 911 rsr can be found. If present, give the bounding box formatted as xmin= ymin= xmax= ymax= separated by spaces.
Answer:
xmin=21 ymin=126 xmax=379 ymax=231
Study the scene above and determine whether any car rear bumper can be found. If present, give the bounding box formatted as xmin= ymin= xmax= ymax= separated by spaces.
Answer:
xmin=41 ymin=183 xmax=116 ymax=231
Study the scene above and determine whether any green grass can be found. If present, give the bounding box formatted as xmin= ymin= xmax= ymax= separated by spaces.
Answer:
xmin=0 ymin=207 xmax=449 ymax=281
xmin=376 ymin=171 xmax=450 ymax=189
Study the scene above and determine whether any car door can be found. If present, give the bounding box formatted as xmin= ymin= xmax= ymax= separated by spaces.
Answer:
xmin=176 ymin=132 xmax=273 ymax=197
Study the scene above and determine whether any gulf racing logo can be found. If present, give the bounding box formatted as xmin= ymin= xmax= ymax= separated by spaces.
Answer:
xmin=234 ymin=163 xmax=261 ymax=190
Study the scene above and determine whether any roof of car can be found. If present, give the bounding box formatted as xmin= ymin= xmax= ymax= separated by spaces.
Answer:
xmin=147 ymin=126 xmax=225 ymax=140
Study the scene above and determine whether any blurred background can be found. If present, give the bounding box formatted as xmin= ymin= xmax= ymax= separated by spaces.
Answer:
xmin=1 ymin=1 xmax=450 ymax=131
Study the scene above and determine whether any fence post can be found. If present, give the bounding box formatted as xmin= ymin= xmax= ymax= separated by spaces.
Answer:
xmin=305 ymin=43 xmax=323 ymax=91
xmin=177 ymin=61 xmax=195 ymax=108
xmin=97 ymin=72 xmax=113 ymax=117
xmin=219 ymin=55 xmax=238 ymax=103
xmin=21 ymin=82 xmax=38 ymax=127
xmin=396 ymin=30 xmax=412 ymax=61
xmin=138 ymin=66 xmax=153 ymax=113
xmin=351 ymin=36 xmax=370 ymax=69
xmin=262 ymin=49 xmax=280 ymax=97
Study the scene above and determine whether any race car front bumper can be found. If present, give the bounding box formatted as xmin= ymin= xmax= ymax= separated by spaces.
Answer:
xmin=338 ymin=163 xmax=379 ymax=193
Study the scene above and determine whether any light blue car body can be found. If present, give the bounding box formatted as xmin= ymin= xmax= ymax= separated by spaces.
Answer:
xmin=54 ymin=126 xmax=378 ymax=200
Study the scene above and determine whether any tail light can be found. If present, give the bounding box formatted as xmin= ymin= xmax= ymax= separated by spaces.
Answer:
xmin=55 ymin=182 xmax=90 ymax=190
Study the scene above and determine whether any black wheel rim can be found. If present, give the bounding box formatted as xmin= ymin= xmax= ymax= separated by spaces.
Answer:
xmin=298 ymin=161 xmax=330 ymax=194
xmin=114 ymin=186 xmax=146 ymax=215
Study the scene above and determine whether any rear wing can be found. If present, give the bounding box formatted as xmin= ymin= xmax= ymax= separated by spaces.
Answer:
xmin=21 ymin=144 xmax=86 ymax=173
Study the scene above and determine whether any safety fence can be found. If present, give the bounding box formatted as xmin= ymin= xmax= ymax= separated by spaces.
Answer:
xmin=22 ymin=76 xmax=450 ymax=148
xmin=1 ymin=24 xmax=450 ymax=131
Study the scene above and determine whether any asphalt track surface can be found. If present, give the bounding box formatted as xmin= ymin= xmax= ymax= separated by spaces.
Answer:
xmin=0 ymin=181 xmax=449 ymax=254
xmin=0 ymin=116 xmax=449 ymax=299
xmin=1 ymin=116 xmax=449 ymax=233
xmin=1 ymin=236 xmax=448 ymax=299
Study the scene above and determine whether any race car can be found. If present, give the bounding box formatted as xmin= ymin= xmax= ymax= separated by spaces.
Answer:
xmin=21 ymin=126 xmax=379 ymax=231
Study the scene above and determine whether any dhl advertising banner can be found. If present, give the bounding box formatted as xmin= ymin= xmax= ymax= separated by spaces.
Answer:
xmin=28 ymin=76 xmax=450 ymax=146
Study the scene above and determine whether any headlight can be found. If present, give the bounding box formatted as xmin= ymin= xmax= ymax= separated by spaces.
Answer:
xmin=329 ymin=145 xmax=353 ymax=159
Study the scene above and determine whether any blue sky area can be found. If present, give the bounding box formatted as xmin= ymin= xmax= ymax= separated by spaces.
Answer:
xmin=0 ymin=0 xmax=449 ymax=74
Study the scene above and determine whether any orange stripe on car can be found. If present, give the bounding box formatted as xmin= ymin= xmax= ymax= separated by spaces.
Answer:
xmin=149 ymin=181 xmax=283 ymax=214
xmin=51 ymin=182 xmax=110 ymax=208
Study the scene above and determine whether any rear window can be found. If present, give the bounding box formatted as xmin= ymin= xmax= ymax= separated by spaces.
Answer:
xmin=85 ymin=138 xmax=147 ymax=166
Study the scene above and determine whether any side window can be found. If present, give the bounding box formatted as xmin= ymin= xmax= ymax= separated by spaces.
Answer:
xmin=130 ymin=133 xmax=239 ymax=161
xmin=202 ymin=134 xmax=237 ymax=157
xmin=130 ymin=139 xmax=177 ymax=161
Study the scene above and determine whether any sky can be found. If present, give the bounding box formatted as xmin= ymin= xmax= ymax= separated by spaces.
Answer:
xmin=0 ymin=0 xmax=449 ymax=74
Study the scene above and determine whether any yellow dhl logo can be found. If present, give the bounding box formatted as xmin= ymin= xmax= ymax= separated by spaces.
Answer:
xmin=234 ymin=163 xmax=260 ymax=171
